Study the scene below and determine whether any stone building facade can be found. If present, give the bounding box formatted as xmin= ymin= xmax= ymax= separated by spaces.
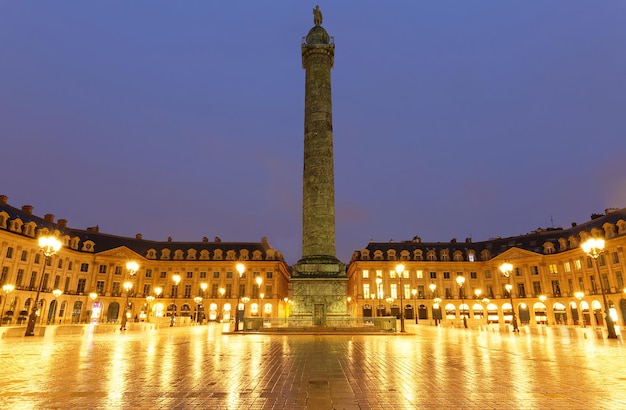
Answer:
xmin=347 ymin=208 xmax=626 ymax=330
xmin=0 ymin=196 xmax=290 ymax=327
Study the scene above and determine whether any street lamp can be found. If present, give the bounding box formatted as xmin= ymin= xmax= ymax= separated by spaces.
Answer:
xmin=193 ymin=296 xmax=203 ymax=323
xmin=146 ymin=295 xmax=155 ymax=322
xmin=433 ymin=297 xmax=442 ymax=326
xmin=581 ymin=238 xmax=617 ymax=339
xmin=481 ymin=297 xmax=490 ymax=324
xmin=538 ymin=294 xmax=548 ymax=325
xmin=283 ymin=297 xmax=289 ymax=323
xmin=474 ymin=288 xmax=482 ymax=321
xmin=235 ymin=263 xmax=245 ymax=331
xmin=255 ymin=276 xmax=263 ymax=316
xmin=395 ymin=264 xmax=406 ymax=332
xmin=1 ymin=284 xmax=15 ymax=327
xmin=375 ymin=277 xmax=382 ymax=317
xmin=411 ymin=289 xmax=418 ymax=324
xmin=120 ymin=261 xmax=138 ymax=331
xmin=25 ymin=235 xmax=62 ymax=336
xmin=574 ymin=291 xmax=585 ymax=327
xmin=170 ymin=274 xmax=181 ymax=327
xmin=218 ymin=287 xmax=225 ymax=322
xmin=429 ymin=284 xmax=438 ymax=325
xmin=455 ymin=275 xmax=467 ymax=328
xmin=499 ymin=262 xmax=519 ymax=333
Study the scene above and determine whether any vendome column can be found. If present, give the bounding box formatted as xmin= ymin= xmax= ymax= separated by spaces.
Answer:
xmin=291 ymin=6 xmax=348 ymax=326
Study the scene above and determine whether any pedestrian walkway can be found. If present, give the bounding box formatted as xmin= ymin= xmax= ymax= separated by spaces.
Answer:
xmin=0 ymin=323 xmax=624 ymax=409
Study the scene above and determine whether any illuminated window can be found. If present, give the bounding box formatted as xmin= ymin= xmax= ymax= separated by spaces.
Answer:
xmin=362 ymin=270 xmax=369 ymax=279
xmin=363 ymin=284 xmax=370 ymax=298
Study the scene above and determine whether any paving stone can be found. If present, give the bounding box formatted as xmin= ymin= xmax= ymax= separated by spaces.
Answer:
xmin=0 ymin=324 xmax=624 ymax=409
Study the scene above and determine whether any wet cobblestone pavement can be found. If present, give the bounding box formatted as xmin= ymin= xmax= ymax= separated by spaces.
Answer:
xmin=0 ymin=324 xmax=625 ymax=409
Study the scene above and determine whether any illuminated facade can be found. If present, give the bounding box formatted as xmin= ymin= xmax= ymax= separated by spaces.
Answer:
xmin=0 ymin=196 xmax=290 ymax=328
xmin=2 ymin=193 xmax=626 ymax=332
xmin=347 ymin=208 xmax=626 ymax=330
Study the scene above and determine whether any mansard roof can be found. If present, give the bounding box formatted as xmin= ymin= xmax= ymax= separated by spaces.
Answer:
xmin=353 ymin=208 xmax=626 ymax=262
xmin=0 ymin=199 xmax=283 ymax=261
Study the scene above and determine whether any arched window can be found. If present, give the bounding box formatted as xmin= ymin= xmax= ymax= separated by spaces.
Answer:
xmin=440 ymin=250 xmax=449 ymax=261
xmin=543 ymin=242 xmax=556 ymax=254
xmin=413 ymin=249 xmax=423 ymax=261
xmin=360 ymin=250 xmax=370 ymax=260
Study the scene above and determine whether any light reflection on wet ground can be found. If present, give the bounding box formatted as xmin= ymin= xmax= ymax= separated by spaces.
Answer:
xmin=0 ymin=324 xmax=624 ymax=409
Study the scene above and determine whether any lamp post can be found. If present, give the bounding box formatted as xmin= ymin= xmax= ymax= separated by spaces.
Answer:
xmin=1 ymin=284 xmax=15 ymax=326
xmin=87 ymin=292 xmax=98 ymax=324
xmin=433 ymin=297 xmax=442 ymax=326
xmin=375 ymin=277 xmax=382 ymax=317
xmin=260 ymin=293 xmax=265 ymax=319
xmin=474 ymin=288 xmax=482 ymax=322
xmin=25 ymin=235 xmax=62 ymax=337
xmin=120 ymin=261 xmax=138 ymax=331
xmin=395 ymin=264 xmax=406 ymax=332
xmin=581 ymin=238 xmax=617 ymax=339
xmin=455 ymin=275 xmax=467 ymax=328
xmin=574 ymin=291 xmax=585 ymax=327
xmin=481 ymin=297 xmax=490 ymax=324
xmin=235 ymin=263 xmax=245 ymax=331
xmin=411 ymin=289 xmax=418 ymax=324
xmin=255 ymin=276 xmax=263 ymax=316
xmin=218 ymin=287 xmax=225 ymax=322
xmin=50 ymin=289 xmax=62 ymax=324
xmin=193 ymin=296 xmax=203 ymax=324
xmin=170 ymin=274 xmax=181 ymax=327
xmin=146 ymin=295 xmax=155 ymax=322
xmin=429 ymin=284 xmax=437 ymax=325
xmin=499 ymin=262 xmax=519 ymax=332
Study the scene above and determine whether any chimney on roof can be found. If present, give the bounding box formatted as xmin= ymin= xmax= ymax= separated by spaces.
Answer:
xmin=86 ymin=226 xmax=99 ymax=233
xmin=0 ymin=195 xmax=7 ymax=205
xmin=465 ymin=237 xmax=472 ymax=243
xmin=136 ymin=233 xmax=142 ymax=240
xmin=22 ymin=205 xmax=33 ymax=215
xmin=451 ymin=238 xmax=457 ymax=243
xmin=57 ymin=219 xmax=67 ymax=229
xmin=44 ymin=214 xmax=54 ymax=223
xmin=605 ymin=208 xmax=619 ymax=215
xmin=202 ymin=237 xmax=208 ymax=243
xmin=571 ymin=222 xmax=577 ymax=228
xmin=167 ymin=236 xmax=172 ymax=242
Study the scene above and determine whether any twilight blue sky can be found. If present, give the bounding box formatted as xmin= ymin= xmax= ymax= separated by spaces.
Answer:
xmin=1 ymin=2 xmax=626 ymax=264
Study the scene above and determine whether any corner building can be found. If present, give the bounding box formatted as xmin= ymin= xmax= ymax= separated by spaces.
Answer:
xmin=347 ymin=208 xmax=626 ymax=330
xmin=0 ymin=196 xmax=290 ymax=327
